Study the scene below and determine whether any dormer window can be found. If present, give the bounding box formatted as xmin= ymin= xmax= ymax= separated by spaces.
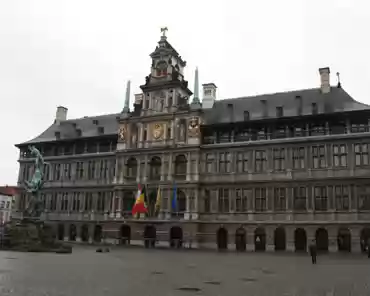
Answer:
xmin=55 ymin=131 xmax=61 ymax=139
xmin=276 ymin=106 xmax=283 ymax=117
xmin=312 ymin=103 xmax=318 ymax=115
xmin=76 ymin=129 xmax=82 ymax=137
xmin=98 ymin=127 xmax=104 ymax=134
xmin=243 ymin=111 xmax=250 ymax=121
xmin=93 ymin=119 xmax=99 ymax=125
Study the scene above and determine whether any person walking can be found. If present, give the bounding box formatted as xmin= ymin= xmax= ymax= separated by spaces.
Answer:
xmin=309 ymin=239 xmax=317 ymax=264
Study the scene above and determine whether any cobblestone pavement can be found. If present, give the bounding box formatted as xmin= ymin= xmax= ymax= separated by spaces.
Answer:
xmin=0 ymin=247 xmax=369 ymax=296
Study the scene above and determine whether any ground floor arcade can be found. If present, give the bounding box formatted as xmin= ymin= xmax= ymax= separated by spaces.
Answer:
xmin=52 ymin=221 xmax=370 ymax=253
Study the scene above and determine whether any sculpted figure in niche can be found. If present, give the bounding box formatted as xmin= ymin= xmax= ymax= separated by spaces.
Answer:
xmin=188 ymin=117 xmax=200 ymax=138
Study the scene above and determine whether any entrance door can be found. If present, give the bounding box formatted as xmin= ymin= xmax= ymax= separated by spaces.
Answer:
xmin=217 ymin=227 xmax=228 ymax=250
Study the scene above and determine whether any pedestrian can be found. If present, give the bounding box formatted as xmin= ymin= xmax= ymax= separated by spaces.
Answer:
xmin=309 ymin=239 xmax=317 ymax=264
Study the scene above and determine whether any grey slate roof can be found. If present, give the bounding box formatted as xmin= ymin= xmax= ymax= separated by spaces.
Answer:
xmin=203 ymin=87 xmax=370 ymax=125
xmin=17 ymin=113 xmax=120 ymax=146
xmin=17 ymin=86 xmax=370 ymax=146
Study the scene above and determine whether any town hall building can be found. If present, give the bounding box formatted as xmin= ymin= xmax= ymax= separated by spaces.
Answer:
xmin=14 ymin=30 xmax=370 ymax=253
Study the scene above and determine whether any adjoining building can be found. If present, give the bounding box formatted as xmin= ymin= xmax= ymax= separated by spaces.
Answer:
xmin=0 ymin=186 xmax=16 ymax=224
xmin=13 ymin=31 xmax=370 ymax=252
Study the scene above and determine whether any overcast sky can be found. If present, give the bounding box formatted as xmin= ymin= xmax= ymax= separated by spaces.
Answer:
xmin=0 ymin=0 xmax=369 ymax=185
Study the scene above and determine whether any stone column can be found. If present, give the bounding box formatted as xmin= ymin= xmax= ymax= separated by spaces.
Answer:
xmin=328 ymin=227 xmax=337 ymax=253
xmin=160 ymin=154 xmax=165 ymax=181
xmin=192 ymin=188 xmax=199 ymax=220
xmin=266 ymin=226 xmax=274 ymax=251
xmin=167 ymin=154 xmax=173 ymax=181
xmin=186 ymin=152 xmax=191 ymax=181
xmin=136 ymin=156 xmax=141 ymax=183
xmin=116 ymin=191 xmax=123 ymax=219
xmin=143 ymin=155 xmax=148 ymax=183
xmin=286 ymin=227 xmax=295 ymax=252
xmin=109 ymin=192 xmax=115 ymax=218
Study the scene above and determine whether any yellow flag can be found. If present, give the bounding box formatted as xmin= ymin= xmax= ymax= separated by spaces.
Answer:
xmin=155 ymin=186 xmax=161 ymax=213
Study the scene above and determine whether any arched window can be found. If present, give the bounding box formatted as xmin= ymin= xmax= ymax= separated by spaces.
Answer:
xmin=150 ymin=156 xmax=161 ymax=180
xmin=174 ymin=155 xmax=187 ymax=179
xmin=126 ymin=158 xmax=137 ymax=178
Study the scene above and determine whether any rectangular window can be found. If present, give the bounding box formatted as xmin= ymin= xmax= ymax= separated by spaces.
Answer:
xmin=218 ymin=188 xmax=229 ymax=213
xmin=354 ymin=143 xmax=369 ymax=166
xmin=72 ymin=192 xmax=81 ymax=211
xmin=63 ymin=163 xmax=71 ymax=180
xmin=50 ymin=193 xmax=57 ymax=211
xmin=235 ymin=188 xmax=248 ymax=212
xmin=358 ymin=185 xmax=370 ymax=210
xmin=44 ymin=164 xmax=50 ymax=181
xmin=84 ymin=193 xmax=93 ymax=211
xmin=314 ymin=186 xmax=327 ymax=211
xmin=236 ymin=152 xmax=248 ymax=173
xmin=76 ymin=162 xmax=84 ymax=179
xmin=88 ymin=161 xmax=95 ymax=179
xmin=335 ymin=185 xmax=349 ymax=211
xmin=97 ymin=192 xmax=105 ymax=212
xmin=219 ymin=152 xmax=231 ymax=173
xmin=276 ymin=106 xmax=283 ymax=117
xmin=254 ymin=187 xmax=266 ymax=212
xmin=273 ymin=148 xmax=285 ymax=171
xmin=333 ymin=144 xmax=347 ymax=167
xmin=292 ymin=147 xmax=305 ymax=169
xmin=274 ymin=188 xmax=286 ymax=211
xmin=312 ymin=145 xmax=326 ymax=168
xmin=205 ymin=153 xmax=215 ymax=173
xmin=293 ymin=187 xmax=306 ymax=211
xmin=61 ymin=193 xmax=69 ymax=211
xmin=255 ymin=150 xmax=267 ymax=172
xmin=204 ymin=190 xmax=210 ymax=213
xmin=53 ymin=163 xmax=61 ymax=180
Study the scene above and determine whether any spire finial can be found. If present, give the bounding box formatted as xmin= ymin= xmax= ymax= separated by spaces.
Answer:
xmin=192 ymin=67 xmax=200 ymax=104
xmin=336 ymin=72 xmax=342 ymax=88
xmin=122 ymin=80 xmax=131 ymax=114
xmin=160 ymin=27 xmax=168 ymax=40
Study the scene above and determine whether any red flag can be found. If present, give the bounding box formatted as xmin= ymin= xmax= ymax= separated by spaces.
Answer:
xmin=132 ymin=185 xmax=148 ymax=215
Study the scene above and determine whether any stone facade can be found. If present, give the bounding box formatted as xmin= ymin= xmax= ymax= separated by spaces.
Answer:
xmin=13 ymin=32 xmax=370 ymax=253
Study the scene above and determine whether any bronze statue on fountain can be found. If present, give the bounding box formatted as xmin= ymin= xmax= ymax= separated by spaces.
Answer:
xmin=2 ymin=146 xmax=72 ymax=253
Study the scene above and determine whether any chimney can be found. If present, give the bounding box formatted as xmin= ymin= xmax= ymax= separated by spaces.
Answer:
xmin=202 ymin=83 xmax=217 ymax=109
xmin=55 ymin=106 xmax=68 ymax=124
xmin=319 ymin=67 xmax=331 ymax=93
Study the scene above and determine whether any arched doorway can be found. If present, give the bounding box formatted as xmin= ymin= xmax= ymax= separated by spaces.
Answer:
xmin=81 ymin=224 xmax=89 ymax=242
xmin=57 ymin=224 xmax=65 ymax=241
xmin=217 ymin=227 xmax=228 ymax=250
xmin=120 ymin=224 xmax=131 ymax=245
xmin=360 ymin=228 xmax=370 ymax=253
xmin=315 ymin=228 xmax=328 ymax=252
xmin=254 ymin=227 xmax=266 ymax=251
xmin=337 ymin=228 xmax=351 ymax=252
xmin=94 ymin=225 xmax=102 ymax=243
xmin=143 ymin=225 xmax=156 ymax=248
xmin=69 ymin=224 xmax=77 ymax=241
xmin=170 ymin=226 xmax=183 ymax=248
xmin=274 ymin=227 xmax=286 ymax=251
xmin=235 ymin=227 xmax=246 ymax=252
xmin=294 ymin=228 xmax=307 ymax=252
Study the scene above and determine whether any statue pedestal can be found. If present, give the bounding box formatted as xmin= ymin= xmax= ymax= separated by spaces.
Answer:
xmin=1 ymin=218 xmax=72 ymax=254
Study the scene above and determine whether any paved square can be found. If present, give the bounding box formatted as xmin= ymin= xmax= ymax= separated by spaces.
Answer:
xmin=0 ymin=247 xmax=369 ymax=295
